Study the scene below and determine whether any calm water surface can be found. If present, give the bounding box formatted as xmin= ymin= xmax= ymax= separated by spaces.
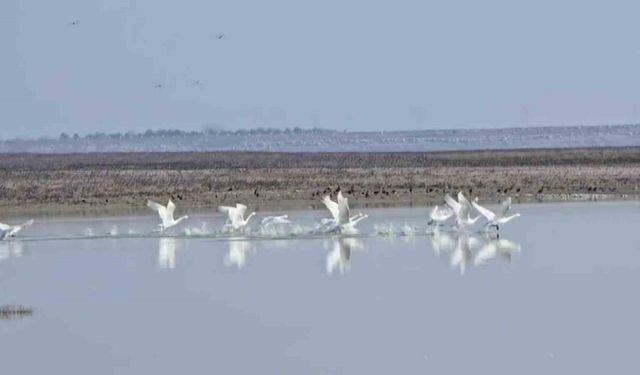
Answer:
xmin=1 ymin=202 xmax=639 ymax=374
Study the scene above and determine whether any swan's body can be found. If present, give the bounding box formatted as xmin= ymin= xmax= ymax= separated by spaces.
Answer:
xmin=0 ymin=219 xmax=34 ymax=240
xmin=445 ymin=192 xmax=481 ymax=230
xmin=219 ymin=204 xmax=256 ymax=230
xmin=260 ymin=215 xmax=291 ymax=226
xmin=428 ymin=205 xmax=454 ymax=226
xmin=472 ymin=197 xmax=521 ymax=231
xmin=322 ymin=192 xmax=368 ymax=231
xmin=147 ymin=199 xmax=188 ymax=231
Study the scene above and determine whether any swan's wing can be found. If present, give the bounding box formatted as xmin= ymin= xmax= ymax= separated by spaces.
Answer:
xmin=218 ymin=206 xmax=233 ymax=214
xmin=337 ymin=193 xmax=350 ymax=225
xmin=444 ymin=194 xmax=461 ymax=214
xmin=147 ymin=200 xmax=169 ymax=222
xmin=499 ymin=197 xmax=512 ymax=216
xmin=457 ymin=192 xmax=472 ymax=218
xmin=322 ymin=196 xmax=340 ymax=220
xmin=166 ymin=199 xmax=176 ymax=217
xmin=472 ymin=201 xmax=496 ymax=221
xmin=235 ymin=203 xmax=248 ymax=216
xmin=0 ymin=222 xmax=10 ymax=231
xmin=21 ymin=219 xmax=34 ymax=228
xmin=429 ymin=206 xmax=438 ymax=220
xmin=458 ymin=191 xmax=471 ymax=206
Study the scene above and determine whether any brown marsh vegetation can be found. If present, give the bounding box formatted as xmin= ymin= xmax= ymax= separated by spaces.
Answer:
xmin=1 ymin=148 xmax=639 ymax=211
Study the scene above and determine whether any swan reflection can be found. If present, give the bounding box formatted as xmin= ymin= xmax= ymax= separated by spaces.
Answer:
xmin=428 ymin=230 xmax=522 ymax=274
xmin=326 ymin=237 xmax=365 ymax=275
xmin=429 ymin=229 xmax=456 ymax=256
xmin=158 ymin=238 xmax=177 ymax=269
xmin=474 ymin=236 xmax=521 ymax=266
xmin=225 ymin=239 xmax=254 ymax=269
xmin=450 ymin=234 xmax=479 ymax=275
xmin=0 ymin=241 xmax=23 ymax=264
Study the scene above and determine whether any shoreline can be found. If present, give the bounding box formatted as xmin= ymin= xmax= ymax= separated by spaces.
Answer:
xmin=1 ymin=148 xmax=640 ymax=214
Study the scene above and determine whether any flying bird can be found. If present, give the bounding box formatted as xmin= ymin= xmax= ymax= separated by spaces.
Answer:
xmin=0 ymin=219 xmax=34 ymax=240
xmin=219 ymin=203 xmax=256 ymax=230
xmin=147 ymin=199 xmax=189 ymax=231
xmin=472 ymin=197 xmax=521 ymax=231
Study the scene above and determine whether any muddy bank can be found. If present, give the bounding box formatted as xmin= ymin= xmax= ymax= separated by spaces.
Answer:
xmin=1 ymin=148 xmax=639 ymax=212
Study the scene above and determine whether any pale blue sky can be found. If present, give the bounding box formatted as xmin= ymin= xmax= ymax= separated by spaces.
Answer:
xmin=1 ymin=0 xmax=639 ymax=138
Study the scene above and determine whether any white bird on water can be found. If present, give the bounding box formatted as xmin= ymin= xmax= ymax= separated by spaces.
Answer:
xmin=445 ymin=192 xmax=481 ymax=231
xmin=0 ymin=219 xmax=34 ymax=240
xmin=147 ymin=199 xmax=188 ymax=232
xmin=218 ymin=203 xmax=256 ymax=230
xmin=260 ymin=215 xmax=291 ymax=227
xmin=427 ymin=205 xmax=454 ymax=226
xmin=472 ymin=197 xmax=521 ymax=231
xmin=322 ymin=192 xmax=367 ymax=230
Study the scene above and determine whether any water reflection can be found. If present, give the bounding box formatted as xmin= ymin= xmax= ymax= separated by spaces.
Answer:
xmin=157 ymin=238 xmax=177 ymax=269
xmin=450 ymin=234 xmax=478 ymax=275
xmin=428 ymin=229 xmax=456 ymax=256
xmin=0 ymin=241 xmax=24 ymax=264
xmin=474 ymin=236 xmax=522 ymax=266
xmin=326 ymin=237 xmax=365 ymax=275
xmin=225 ymin=240 xmax=254 ymax=269
xmin=428 ymin=230 xmax=522 ymax=275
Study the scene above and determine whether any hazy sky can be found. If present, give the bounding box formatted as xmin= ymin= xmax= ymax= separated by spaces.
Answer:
xmin=2 ymin=0 xmax=640 ymax=138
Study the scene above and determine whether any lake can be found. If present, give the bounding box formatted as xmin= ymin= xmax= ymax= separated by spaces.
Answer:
xmin=1 ymin=201 xmax=639 ymax=374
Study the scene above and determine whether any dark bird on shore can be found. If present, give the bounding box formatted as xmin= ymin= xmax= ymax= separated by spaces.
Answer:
xmin=516 ymin=188 xmax=521 ymax=193
xmin=227 ymin=187 xmax=233 ymax=192
xmin=254 ymin=189 xmax=259 ymax=197
xmin=537 ymin=187 xmax=544 ymax=194
xmin=409 ymin=187 xmax=413 ymax=194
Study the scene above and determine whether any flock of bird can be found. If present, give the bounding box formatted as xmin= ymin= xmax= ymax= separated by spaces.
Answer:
xmin=0 ymin=190 xmax=519 ymax=241
xmin=145 ymin=190 xmax=519 ymax=235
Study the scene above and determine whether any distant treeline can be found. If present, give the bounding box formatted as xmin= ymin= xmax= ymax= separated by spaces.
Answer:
xmin=50 ymin=126 xmax=336 ymax=141
xmin=2 ymin=124 xmax=640 ymax=153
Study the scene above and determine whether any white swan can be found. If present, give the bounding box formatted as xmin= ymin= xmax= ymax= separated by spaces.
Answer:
xmin=427 ymin=205 xmax=454 ymax=226
xmin=147 ymin=199 xmax=188 ymax=231
xmin=260 ymin=215 xmax=291 ymax=226
xmin=321 ymin=192 xmax=368 ymax=231
xmin=322 ymin=193 xmax=366 ymax=225
xmin=444 ymin=192 xmax=481 ymax=230
xmin=0 ymin=219 xmax=34 ymax=240
xmin=218 ymin=203 xmax=256 ymax=230
xmin=472 ymin=197 xmax=521 ymax=231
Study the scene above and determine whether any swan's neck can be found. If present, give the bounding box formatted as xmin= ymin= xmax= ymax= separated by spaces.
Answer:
xmin=502 ymin=213 xmax=520 ymax=223
xmin=243 ymin=213 xmax=255 ymax=225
